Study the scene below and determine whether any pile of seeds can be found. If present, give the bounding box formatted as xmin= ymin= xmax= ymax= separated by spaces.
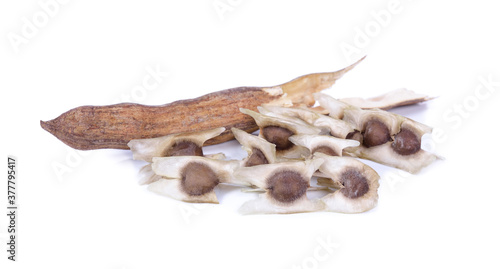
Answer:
xmin=128 ymin=91 xmax=438 ymax=214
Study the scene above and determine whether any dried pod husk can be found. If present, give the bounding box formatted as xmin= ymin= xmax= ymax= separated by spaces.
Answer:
xmin=314 ymin=153 xmax=379 ymax=213
xmin=289 ymin=134 xmax=360 ymax=158
xmin=148 ymin=156 xmax=240 ymax=203
xmin=258 ymin=105 xmax=354 ymax=138
xmin=41 ymin=58 xmax=365 ymax=151
xmin=340 ymin=88 xmax=434 ymax=110
xmin=240 ymin=108 xmax=321 ymax=158
xmin=128 ymin=127 xmax=225 ymax=162
xmin=233 ymin=159 xmax=325 ymax=214
xmin=231 ymin=127 xmax=276 ymax=167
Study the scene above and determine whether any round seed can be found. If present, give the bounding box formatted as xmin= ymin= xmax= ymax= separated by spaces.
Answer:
xmin=362 ymin=119 xmax=391 ymax=148
xmin=245 ymin=147 xmax=269 ymax=167
xmin=340 ymin=169 xmax=369 ymax=199
xmin=267 ymin=170 xmax=309 ymax=203
xmin=346 ymin=130 xmax=363 ymax=144
xmin=164 ymin=141 xmax=203 ymax=157
xmin=391 ymin=128 xmax=421 ymax=155
xmin=181 ymin=162 xmax=219 ymax=196
xmin=262 ymin=126 xmax=295 ymax=151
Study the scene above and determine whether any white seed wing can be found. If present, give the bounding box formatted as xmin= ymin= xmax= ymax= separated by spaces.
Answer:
xmin=148 ymin=178 xmax=218 ymax=204
xmin=344 ymin=143 xmax=438 ymax=174
xmin=340 ymin=88 xmax=432 ymax=110
xmin=239 ymin=194 xmax=325 ymax=214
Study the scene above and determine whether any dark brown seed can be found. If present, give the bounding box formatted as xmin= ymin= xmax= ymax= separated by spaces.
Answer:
xmin=262 ymin=126 xmax=295 ymax=151
xmin=163 ymin=141 xmax=203 ymax=157
xmin=391 ymin=128 xmax=421 ymax=155
xmin=340 ymin=169 xmax=369 ymax=199
xmin=346 ymin=130 xmax=363 ymax=144
xmin=312 ymin=145 xmax=339 ymax=156
xmin=267 ymin=170 xmax=309 ymax=203
xmin=362 ymin=119 xmax=391 ymax=148
xmin=180 ymin=162 xmax=219 ymax=196
xmin=245 ymin=148 xmax=269 ymax=167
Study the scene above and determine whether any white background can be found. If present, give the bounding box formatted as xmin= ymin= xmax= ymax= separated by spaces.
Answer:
xmin=1 ymin=1 xmax=500 ymax=268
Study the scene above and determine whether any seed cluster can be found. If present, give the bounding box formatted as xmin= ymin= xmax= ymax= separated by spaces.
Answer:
xmin=129 ymin=90 xmax=436 ymax=214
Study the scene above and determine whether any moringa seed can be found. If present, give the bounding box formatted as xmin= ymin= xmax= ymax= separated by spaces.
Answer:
xmin=262 ymin=126 xmax=295 ymax=151
xmin=391 ymin=128 xmax=421 ymax=155
xmin=311 ymin=145 xmax=339 ymax=156
xmin=267 ymin=170 xmax=309 ymax=203
xmin=340 ymin=169 xmax=369 ymax=199
xmin=362 ymin=119 xmax=391 ymax=148
xmin=245 ymin=147 xmax=269 ymax=167
xmin=164 ymin=141 xmax=203 ymax=157
xmin=346 ymin=130 xmax=363 ymax=144
xmin=180 ymin=162 xmax=219 ymax=196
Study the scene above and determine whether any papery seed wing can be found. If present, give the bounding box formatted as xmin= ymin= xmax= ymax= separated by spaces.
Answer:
xmin=340 ymin=88 xmax=433 ymax=110
xmin=289 ymin=134 xmax=360 ymax=157
xmin=239 ymin=194 xmax=325 ymax=214
xmin=314 ymin=92 xmax=351 ymax=119
xmin=344 ymin=143 xmax=438 ymax=174
xmin=148 ymin=178 xmax=219 ymax=204
xmin=138 ymin=164 xmax=163 ymax=185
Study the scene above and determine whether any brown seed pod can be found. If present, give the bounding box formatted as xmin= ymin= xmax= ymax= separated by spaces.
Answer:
xmin=314 ymin=153 xmax=380 ymax=213
xmin=148 ymin=156 xmax=240 ymax=203
xmin=231 ymin=127 xmax=276 ymax=167
xmin=128 ymin=127 xmax=225 ymax=162
xmin=233 ymin=159 xmax=325 ymax=214
xmin=239 ymin=108 xmax=321 ymax=158
xmin=40 ymin=58 xmax=364 ymax=150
